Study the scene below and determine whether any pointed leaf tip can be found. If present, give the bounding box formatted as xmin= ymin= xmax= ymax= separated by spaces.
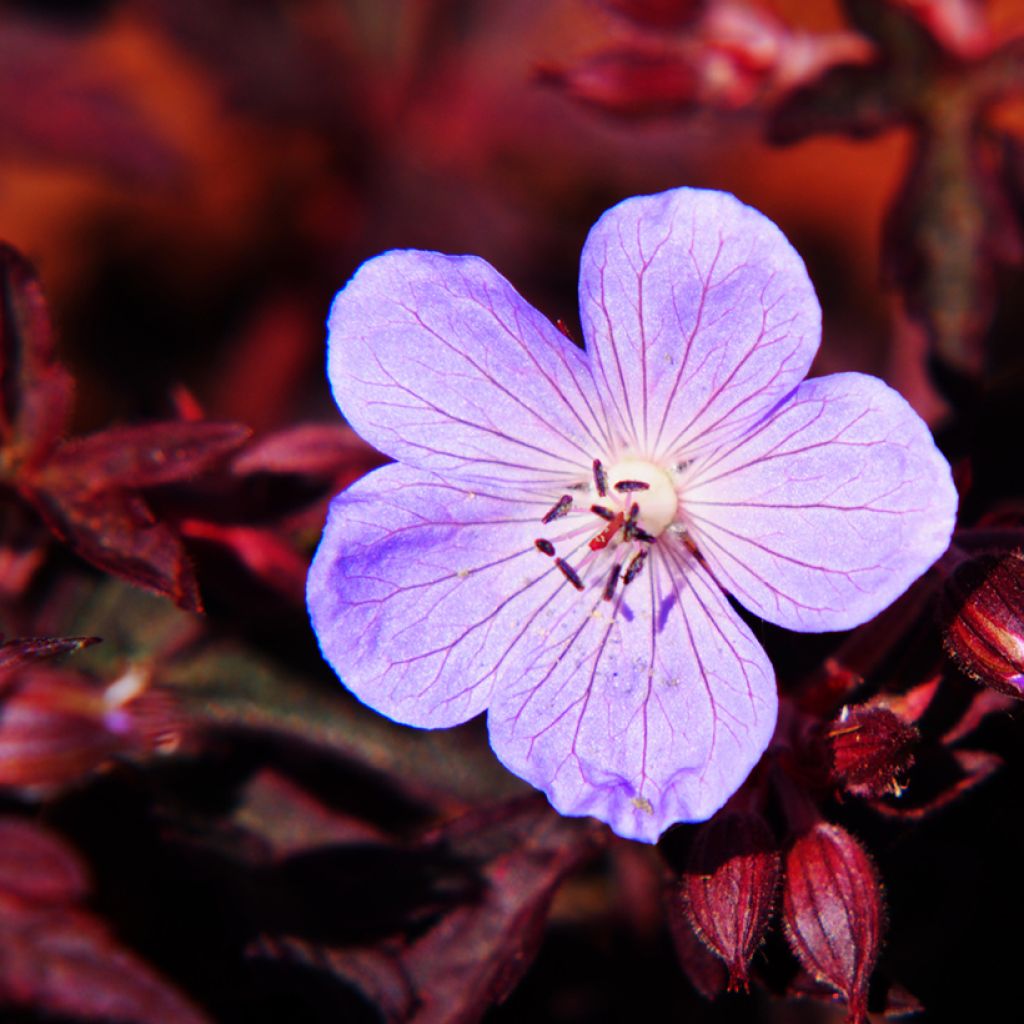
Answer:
xmin=0 ymin=243 xmax=73 ymax=471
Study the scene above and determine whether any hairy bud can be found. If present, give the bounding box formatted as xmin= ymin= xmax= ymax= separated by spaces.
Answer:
xmin=943 ymin=551 xmax=1024 ymax=697
xmin=782 ymin=823 xmax=884 ymax=1024
xmin=681 ymin=812 xmax=780 ymax=990
xmin=828 ymin=704 xmax=918 ymax=798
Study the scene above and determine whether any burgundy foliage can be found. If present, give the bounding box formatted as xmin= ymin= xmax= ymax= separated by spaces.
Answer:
xmin=1 ymin=1 xmax=1023 ymax=1021
xmin=0 ymin=819 xmax=209 ymax=1023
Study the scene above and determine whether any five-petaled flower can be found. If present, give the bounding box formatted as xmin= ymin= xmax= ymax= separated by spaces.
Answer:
xmin=307 ymin=188 xmax=957 ymax=842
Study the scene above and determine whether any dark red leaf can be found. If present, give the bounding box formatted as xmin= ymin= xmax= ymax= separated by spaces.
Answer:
xmin=253 ymin=799 xmax=598 ymax=1023
xmin=828 ymin=704 xmax=919 ymax=798
xmin=233 ymin=769 xmax=390 ymax=860
xmin=0 ymin=243 xmax=73 ymax=471
xmin=782 ymin=823 xmax=884 ymax=1024
xmin=940 ymin=686 xmax=1014 ymax=745
xmin=881 ymin=676 xmax=941 ymax=725
xmin=598 ymin=0 xmax=705 ymax=30
xmin=0 ymin=819 xmax=90 ymax=905
xmin=397 ymin=800 xmax=598 ymax=1022
xmin=870 ymin=748 xmax=1002 ymax=820
xmin=249 ymin=936 xmax=415 ymax=1023
xmin=179 ymin=520 xmax=308 ymax=604
xmin=232 ymin=423 xmax=382 ymax=481
xmin=25 ymin=485 xmax=203 ymax=612
xmin=40 ymin=421 xmax=252 ymax=493
xmin=539 ymin=47 xmax=699 ymax=118
xmin=0 ymin=636 xmax=100 ymax=677
xmin=681 ymin=812 xmax=780 ymax=990
xmin=942 ymin=550 xmax=1024 ymax=697
xmin=0 ymin=892 xmax=210 ymax=1023
xmin=666 ymin=889 xmax=728 ymax=1001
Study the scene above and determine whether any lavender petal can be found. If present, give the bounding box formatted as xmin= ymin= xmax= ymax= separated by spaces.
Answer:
xmin=578 ymin=188 xmax=820 ymax=461
xmin=487 ymin=548 xmax=777 ymax=843
xmin=327 ymin=250 xmax=607 ymax=486
xmin=307 ymin=463 xmax=590 ymax=728
xmin=682 ymin=372 xmax=958 ymax=632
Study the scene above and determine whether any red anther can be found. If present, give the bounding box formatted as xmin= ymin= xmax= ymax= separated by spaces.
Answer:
xmin=589 ymin=511 xmax=625 ymax=551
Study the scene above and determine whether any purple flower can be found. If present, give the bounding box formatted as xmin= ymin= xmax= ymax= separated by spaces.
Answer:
xmin=307 ymin=188 xmax=957 ymax=843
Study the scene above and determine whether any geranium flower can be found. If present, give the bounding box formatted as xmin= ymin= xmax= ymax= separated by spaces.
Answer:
xmin=307 ymin=188 xmax=957 ymax=842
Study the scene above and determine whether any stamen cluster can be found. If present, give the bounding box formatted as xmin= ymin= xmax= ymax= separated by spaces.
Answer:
xmin=533 ymin=457 xmax=668 ymax=604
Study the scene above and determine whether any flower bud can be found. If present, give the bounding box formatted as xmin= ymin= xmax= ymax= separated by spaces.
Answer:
xmin=782 ymin=823 xmax=884 ymax=1024
xmin=681 ymin=812 xmax=780 ymax=991
xmin=827 ymin=703 xmax=918 ymax=798
xmin=0 ymin=665 xmax=183 ymax=794
xmin=943 ymin=551 xmax=1024 ymax=697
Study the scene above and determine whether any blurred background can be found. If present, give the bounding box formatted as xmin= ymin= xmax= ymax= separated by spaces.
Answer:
xmin=3 ymin=1 xmax=1024 ymax=1022
xmin=1 ymin=0 xmax=946 ymax=432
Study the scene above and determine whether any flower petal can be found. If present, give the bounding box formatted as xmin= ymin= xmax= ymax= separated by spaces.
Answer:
xmin=307 ymin=462 xmax=587 ymax=728
xmin=486 ymin=548 xmax=777 ymax=843
xmin=682 ymin=373 xmax=957 ymax=632
xmin=327 ymin=251 xmax=608 ymax=486
xmin=578 ymin=188 xmax=820 ymax=461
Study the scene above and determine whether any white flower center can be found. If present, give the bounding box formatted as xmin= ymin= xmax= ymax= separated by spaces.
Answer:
xmin=604 ymin=458 xmax=679 ymax=537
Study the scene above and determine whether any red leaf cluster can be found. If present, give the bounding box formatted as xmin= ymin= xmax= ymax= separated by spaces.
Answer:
xmin=0 ymin=818 xmax=209 ymax=1023
xmin=248 ymin=797 xmax=600 ymax=1024
xmin=544 ymin=1 xmax=871 ymax=118
xmin=1 ymin=245 xmax=253 ymax=611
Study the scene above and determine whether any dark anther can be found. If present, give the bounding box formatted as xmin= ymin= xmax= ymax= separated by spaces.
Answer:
xmin=555 ymin=557 xmax=585 ymax=591
xmin=590 ymin=504 xmax=615 ymax=521
xmin=632 ymin=527 xmax=656 ymax=544
xmin=542 ymin=494 xmax=573 ymax=523
xmin=623 ymin=550 xmax=648 ymax=585
xmin=592 ymin=459 xmax=608 ymax=497
xmin=602 ymin=562 xmax=621 ymax=602
xmin=614 ymin=480 xmax=650 ymax=493
xmin=534 ymin=538 xmax=555 ymax=556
